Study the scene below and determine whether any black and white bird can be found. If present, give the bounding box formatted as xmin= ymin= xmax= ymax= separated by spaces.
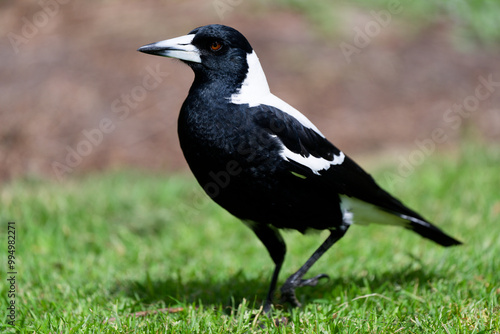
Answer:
xmin=138 ymin=24 xmax=461 ymax=313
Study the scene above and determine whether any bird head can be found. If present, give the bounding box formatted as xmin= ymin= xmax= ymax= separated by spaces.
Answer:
xmin=138 ymin=24 xmax=257 ymax=84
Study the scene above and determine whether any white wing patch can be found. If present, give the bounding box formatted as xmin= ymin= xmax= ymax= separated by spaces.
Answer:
xmin=280 ymin=146 xmax=345 ymax=175
xmin=230 ymin=51 xmax=325 ymax=137
xmin=339 ymin=195 xmax=410 ymax=227
xmin=261 ymin=94 xmax=325 ymax=137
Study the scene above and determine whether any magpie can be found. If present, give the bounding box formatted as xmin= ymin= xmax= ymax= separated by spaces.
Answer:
xmin=138 ymin=24 xmax=461 ymax=313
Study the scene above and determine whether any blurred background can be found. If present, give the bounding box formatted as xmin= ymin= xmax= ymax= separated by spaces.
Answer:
xmin=1 ymin=0 xmax=499 ymax=182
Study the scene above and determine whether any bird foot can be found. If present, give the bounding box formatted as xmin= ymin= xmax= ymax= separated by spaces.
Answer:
xmin=262 ymin=301 xmax=272 ymax=315
xmin=280 ymin=273 xmax=329 ymax=307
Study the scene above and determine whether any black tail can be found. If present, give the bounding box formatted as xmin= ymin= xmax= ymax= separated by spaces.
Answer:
xmin=405 ymin=216 xmax=462 ymax=247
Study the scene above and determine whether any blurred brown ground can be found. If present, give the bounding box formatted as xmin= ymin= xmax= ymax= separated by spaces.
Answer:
xmin=1 ymin=0 xmax=499 ymax=182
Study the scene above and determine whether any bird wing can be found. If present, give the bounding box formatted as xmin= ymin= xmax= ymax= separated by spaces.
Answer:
xmin=252 ymin=104 xmax=425 ymax=221
xmin=251 ymin=103 xmax=461 ymax=246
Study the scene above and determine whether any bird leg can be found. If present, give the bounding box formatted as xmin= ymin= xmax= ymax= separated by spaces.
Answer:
xmin=280 ymin=224 xmax=349 ymax=307
xmin=263 ymin=261 xmax=283 ymax=314
xmin=243 ymin=221 xmax=286 ymax=314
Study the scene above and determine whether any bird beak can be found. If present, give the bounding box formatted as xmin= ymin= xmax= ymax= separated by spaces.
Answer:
xmin=137 ymin=34 xmax=201 ymax=63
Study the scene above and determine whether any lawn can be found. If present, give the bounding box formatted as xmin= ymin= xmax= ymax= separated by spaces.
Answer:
xmin=1 ymin=144 xmax=499 ymax=333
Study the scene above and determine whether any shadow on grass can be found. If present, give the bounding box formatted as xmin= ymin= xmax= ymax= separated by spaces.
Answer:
xmin=110 ymin=265 xmax=448 ymax=312
xmin=111 ymin=269 xmax=269 ymax=310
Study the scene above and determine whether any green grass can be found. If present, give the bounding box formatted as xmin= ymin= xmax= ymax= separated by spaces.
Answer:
xmin=1 ymin=144 xmax=499 ymax=333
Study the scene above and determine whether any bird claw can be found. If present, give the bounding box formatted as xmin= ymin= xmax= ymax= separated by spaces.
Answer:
xmin=280 ymin=273 xmax=330 ymax=307
xmin=298 ymin=273 xmax=330 ymax=287
xmin=280 ymin=287 xmax=302 ymax=308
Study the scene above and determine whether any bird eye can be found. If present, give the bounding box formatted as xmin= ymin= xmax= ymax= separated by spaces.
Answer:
xmin=210 ymin=41 xmax=223 ymax=51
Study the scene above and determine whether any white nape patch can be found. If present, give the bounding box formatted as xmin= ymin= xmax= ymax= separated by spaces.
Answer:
xmin=230 ymin=51 xmax=270 ymax=106
xmin=280 ymin=146 xmax=345 ymax=175
xmin=153 ymin=34 xmax=201 ymax=63
xmin=230 ymin=51 xmax=325 ymax=137
xmin=339 ymin=195 xmax=409 ymax=227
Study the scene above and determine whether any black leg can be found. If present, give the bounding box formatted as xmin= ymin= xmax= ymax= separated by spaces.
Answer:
xmin=281 ymin=224 xmax=349 ymax=307
xmin=244 ymin=221 xmax=286 ymax=314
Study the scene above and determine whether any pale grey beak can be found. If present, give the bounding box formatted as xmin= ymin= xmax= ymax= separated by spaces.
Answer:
xmin=138 ymin=34 xmax=201 ymax=63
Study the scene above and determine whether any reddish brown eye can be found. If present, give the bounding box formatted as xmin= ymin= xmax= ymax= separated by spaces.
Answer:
xmin=210 ymin=41 xmax=222 ymax=51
